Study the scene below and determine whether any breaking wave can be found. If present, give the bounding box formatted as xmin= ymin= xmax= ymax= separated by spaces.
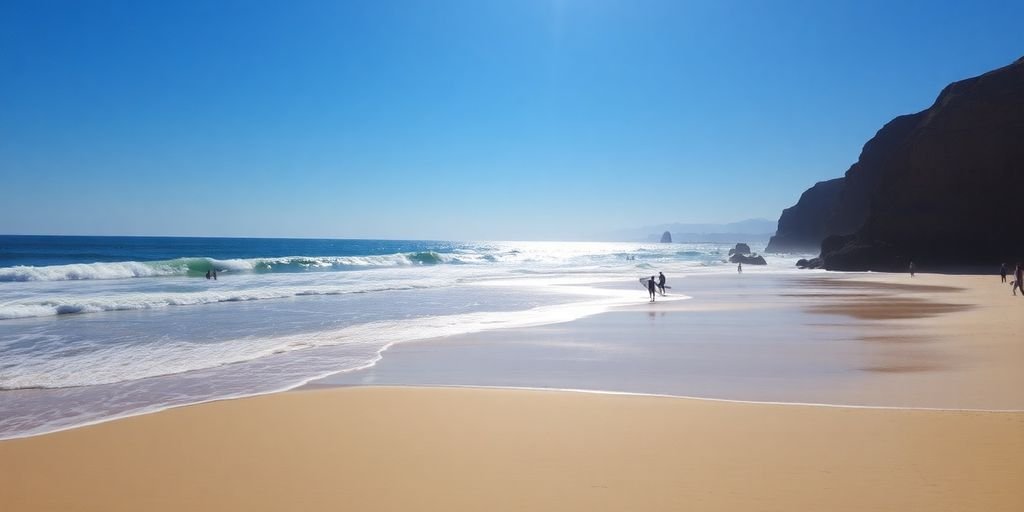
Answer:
xmin=0 ymin=252 xmax=476 ymax=282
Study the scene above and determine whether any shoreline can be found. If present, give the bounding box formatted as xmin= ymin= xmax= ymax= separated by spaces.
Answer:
xmin=5 ymin=269 xmax=1022 ymax=441
xmin=304 ymin=382 xmax=1024 ymax=413
xmin=0 ymin=284 xmax=689 ymax=442
xmin=0 ymin=276 xmax=689 ymax=440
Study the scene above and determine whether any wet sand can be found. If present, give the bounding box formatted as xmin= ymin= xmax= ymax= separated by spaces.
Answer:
xmin=317 ymin=272 xmax=1024 ymax=410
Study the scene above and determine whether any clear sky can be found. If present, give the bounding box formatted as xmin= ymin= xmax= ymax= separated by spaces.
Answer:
xmin=1 ymin=0 xmax=1022 ymax=240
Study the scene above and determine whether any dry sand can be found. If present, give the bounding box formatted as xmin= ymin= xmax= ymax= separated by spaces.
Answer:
xmin=2 ymin=386 xmax=1023 ymax=512
xmin=3 ymin=271 xmax=1023 ymax=511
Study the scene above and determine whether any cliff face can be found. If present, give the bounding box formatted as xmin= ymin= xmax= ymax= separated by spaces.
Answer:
xmin=765 ymin=177 xmax=844 ymax=253
xmin=822 ymin=57 xmax=1024 ymax=270
xmin=824 ymin=113 xmax=924 ymax=238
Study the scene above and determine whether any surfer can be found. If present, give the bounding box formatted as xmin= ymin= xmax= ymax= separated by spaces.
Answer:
xmin=212 ymin=269 xmax=217 ymax=280
xmin=647 ymin=276 xmax=657 ymax=302
xmin=205 ymin=270 xmax=211 ymax=280
xmin=657 ymin=272 xmax=666 ymax=295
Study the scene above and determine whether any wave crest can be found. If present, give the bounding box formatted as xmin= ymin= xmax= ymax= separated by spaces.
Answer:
xmin=0 ymin=252 xmax=472 ymax=282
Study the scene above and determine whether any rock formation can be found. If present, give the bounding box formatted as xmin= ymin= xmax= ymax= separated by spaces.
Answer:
xmin=728 ymin=243 xmax=751 ymax=256
xmin=823 ymin=57 xmax=1024 ymax=270
xmin=773 ymin=56 xmax=1024 ymax=270
xmin=727 ymin=243 xmax=766 ymax=264
xmin=730 ymin=254 xmax=767 ymax=265
xmin=795 ymin=258 xmax=823 ymax=269
xmin=765 ymin=178 xmax=844 ymax=253
xmin=660 ymin=231 xmax=672 ymax=243
xmin=824 ymin=114 xmax=923 ymax=240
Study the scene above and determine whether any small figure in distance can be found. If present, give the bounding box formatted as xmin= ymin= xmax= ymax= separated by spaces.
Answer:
xmin=909 ymin=260 xmax=915 ymax=278
xmin=737 ymin=262 xmax=742 ymax=274
xmin=1000 ymin=263 xmax=1008 ymax=283
xmin=205 ymin=269 xmax=211 ymax=280
xmin=657 ymin=271 xmax=667 ymax=296
xmin=1014 ymin=263 xmax=1024 ymax=297
xmin=212 ymin=269 xmax=217 ymax=280
xmin=647 ymin=276 xmax=657 ymax=302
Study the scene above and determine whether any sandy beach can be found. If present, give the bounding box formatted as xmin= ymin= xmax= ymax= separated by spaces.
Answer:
xmin=2 ymin=386 xmax=1022 ymax=512
xmin=3 ymin=271 xmax=1023 ymax=511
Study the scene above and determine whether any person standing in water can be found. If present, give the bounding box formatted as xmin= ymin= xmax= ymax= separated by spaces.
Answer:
xmin=205 ymin=269 xmax=211 ymax=280
xmin=657 ymin=272 xmax=667 ymax=296
xmin=212 ymin=269 xmax=217 ymax=280
xmin=1000 ymin=263 xmax=1008 ymax=283
xmin=647 ymin=276 xmax=657 ymax=302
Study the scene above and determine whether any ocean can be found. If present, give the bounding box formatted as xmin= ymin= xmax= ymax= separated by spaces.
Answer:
xmin=0 ymin=235 xmax=798 ymax=439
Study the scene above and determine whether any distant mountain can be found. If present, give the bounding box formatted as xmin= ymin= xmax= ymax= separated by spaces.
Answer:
xmin=599 ymin=219 xmax=777 ymax=243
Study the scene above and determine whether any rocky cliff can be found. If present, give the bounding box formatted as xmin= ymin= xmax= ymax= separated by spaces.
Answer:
xmin=767 ymin=111 xmax=930 ymax=256
xmin=765 ymin=178 xmax=845 ymax=253
xmin=825 ymin=113 xmax=925 ymax=240
xmin=772 ymin=57 xmax=1024 ymax=270
xmin=822 ymin=57 xmax=1024 ymax=270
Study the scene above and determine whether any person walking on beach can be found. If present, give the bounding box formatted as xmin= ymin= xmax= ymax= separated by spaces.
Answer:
xmin=647 ymin=276 xmax=657 ymax=302
xmin=1015 ymin=263 xmax=1024 ymax=297
xmin=737 ymin=262 xmax=742 ymax=274
xmin=909 ymin=261 xmax=915 ymax=278
xmin=1000 ymin=263 xmax=1008 ymax=283
xmin=657 ymin=272 xmax=667 ymax=296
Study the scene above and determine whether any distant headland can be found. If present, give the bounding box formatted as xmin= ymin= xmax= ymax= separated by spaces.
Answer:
xmin=767 ymin=56 xmax=1024 ymax=270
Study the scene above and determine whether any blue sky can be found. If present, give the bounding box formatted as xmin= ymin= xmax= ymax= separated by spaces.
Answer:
xmin=1 ymin=0 xmax=1022 ymax=240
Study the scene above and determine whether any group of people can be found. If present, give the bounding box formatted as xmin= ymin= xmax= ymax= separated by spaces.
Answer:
xmin=205 ymin=269 xmax=218 ymax=280
xmin=645 ymin=272 xmax=667 ymax=302
xmin=1000 ymin=263 xmax=1024 ymax=296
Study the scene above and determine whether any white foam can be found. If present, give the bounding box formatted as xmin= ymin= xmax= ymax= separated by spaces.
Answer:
xmin=0 ymin=285 xmax=688 ymax=390
xmin=0 ymin=261 xmax=180 ymax=281
xmin=0 ymin=283 xmax=428 ymax=320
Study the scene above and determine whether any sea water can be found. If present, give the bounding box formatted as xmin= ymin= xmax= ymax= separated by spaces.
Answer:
xmin=0 ymin=236 xmax=798 ymax=439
